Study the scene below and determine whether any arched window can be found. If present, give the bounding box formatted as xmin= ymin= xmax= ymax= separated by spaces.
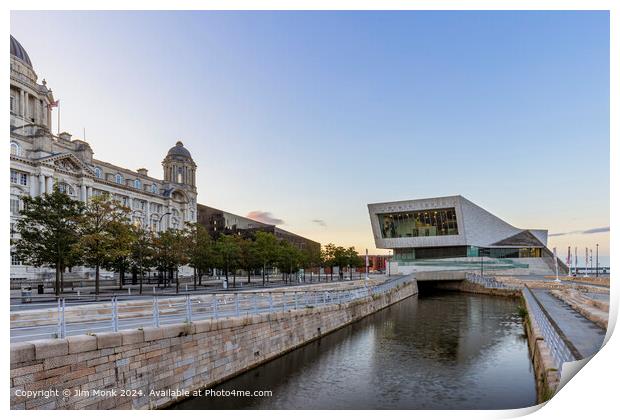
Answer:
xmin=10 ymin=142 xmax=21 ymax=157
xmin=115 ymin=173 xmax=124 ymax=184
xmin=94 ymin=167 xmax=103 ymax=178
xmin=177 ymin=168 xmax=183 ymax=184
xmin=151 ymin=184 xmax=158 ymax=194
xmin=134 ymin=179 xmax=142 ymax=189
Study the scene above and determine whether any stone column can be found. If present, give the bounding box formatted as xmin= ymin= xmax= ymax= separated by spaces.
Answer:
xmin=81 ymin=184 xmax=87 ymax=202
xmin=46 ymin=176 xmax=54 ymax=193
xmin=87 ymin=186 xmax=92 ymax=199
xmin=20 ymin=90 xmax=25 ymax=117
xmin=38 ymin=174 xmax=45 ymax=196
xmin=29 ymin=174 xmax=36 ymax=197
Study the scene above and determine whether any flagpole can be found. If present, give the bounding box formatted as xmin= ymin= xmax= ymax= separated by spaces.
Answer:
xmin=57 ymin=102 xmax=60 ymax=135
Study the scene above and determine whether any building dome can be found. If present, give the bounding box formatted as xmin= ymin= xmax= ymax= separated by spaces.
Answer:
xmin=167 ymin=141 xmax=192 ymax=159
xmin=10 ymin=35 xmax=33 ymax=68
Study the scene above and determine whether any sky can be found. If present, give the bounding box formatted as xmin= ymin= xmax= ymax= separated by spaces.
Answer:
xmin=10 ymin=11 xmax=610 ymax=264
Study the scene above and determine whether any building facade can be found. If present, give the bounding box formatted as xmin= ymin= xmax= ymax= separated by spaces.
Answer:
xmin=197 ymin=204 xmax=321 ymax=255
xmin=368 ymin=195 xmax=568 ymax=275
xmin=10 ymin=36 xmax=198 ymax=282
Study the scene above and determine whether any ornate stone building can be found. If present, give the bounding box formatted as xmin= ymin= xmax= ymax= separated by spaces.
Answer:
xmin=10 ymin=35 xmax=198 ymax=282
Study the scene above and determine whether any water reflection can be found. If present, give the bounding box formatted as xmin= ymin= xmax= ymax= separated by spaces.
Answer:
xmin=173 ymin=291 xmax=536 ymax=410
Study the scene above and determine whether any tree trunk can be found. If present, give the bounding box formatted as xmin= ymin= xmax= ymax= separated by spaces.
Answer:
xmin=262 ymin=265 xmax=266 ymax=286
xmin=95 ymin=264 xmax=100 ymax=295
xmin=233 ymin=270 xmax=236 ymax=288
xmin=139 ymin=268 xmax=144 ymax=295
xmin=55 ymin=263 xmax=61 ymax=296
xmin=176 ymin=268 xmax=179 ymax=294
xmin=247 ymin=269 xmax=251 ymax=285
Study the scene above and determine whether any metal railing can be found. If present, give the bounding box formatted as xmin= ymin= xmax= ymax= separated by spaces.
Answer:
xmin=10 ymin=275 xmax=411 ymax=343
xmin=522 ymin=287 xmax=576 ymax=375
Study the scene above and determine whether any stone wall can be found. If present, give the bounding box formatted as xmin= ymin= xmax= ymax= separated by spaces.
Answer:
xmin=10 ymin=280 xmax=417 ymax=410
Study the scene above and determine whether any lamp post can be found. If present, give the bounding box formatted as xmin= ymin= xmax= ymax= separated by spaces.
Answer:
xmin=596 ymin=244 xmax=599 ymax=277
xmin=158 ymin=212 xmax=171 ymax=231
xmin=387 ymin=250 xmax=392 ymax=277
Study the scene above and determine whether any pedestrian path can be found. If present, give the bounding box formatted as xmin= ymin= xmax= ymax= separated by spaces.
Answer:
xmin=531 ymin=288 xmax=606 ymax=358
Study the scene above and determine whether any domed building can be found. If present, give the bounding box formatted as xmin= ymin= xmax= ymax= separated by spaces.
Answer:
xmin=10 ymin=35 xmax=198 ymax=283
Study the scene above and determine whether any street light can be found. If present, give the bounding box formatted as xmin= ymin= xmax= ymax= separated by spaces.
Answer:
xmin=387 ymin=250 xmax=392 ymax=277
xmin=596 ymin=243 xmax=599 ymax=277
xmin=158 ymin=212 xmax=171 ymax=231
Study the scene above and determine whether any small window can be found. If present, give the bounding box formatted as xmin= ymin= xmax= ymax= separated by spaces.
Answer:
xmin=151 ymin=184 xmax=158 ymax=194
xmin=10 ymin=96 xmax=15 ymax=112
xmin=94 ymin=167 xmax=103 ymax=178
xmin=115 ymin=174 xmax=124 ymax=184
xmin=58 ymin=183 xmax=74 ymax=196
xmin=10 ymin=142 xmax=21 ymax=156
xmin=11 ymin=253 xmax=22 ymax=266
xmin=134 ymin=179 xmax=142 ymax=189
xmin=10 ymin=197 xmax=21 ymax=215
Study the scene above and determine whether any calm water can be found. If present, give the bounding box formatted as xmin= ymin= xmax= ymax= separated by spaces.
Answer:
xmin=173 ymin=291 xmax=536 ymax=410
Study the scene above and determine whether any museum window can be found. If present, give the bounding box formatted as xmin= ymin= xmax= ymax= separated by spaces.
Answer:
xmin=377 ymin=207 xmax=459 ymax=238
xmin=115 ymin=173 xmax=124 ymax=184
xmin=134 ymin=179 xmax=142 ymax=189
xmin=151 ymin=184 xmax=158 ymax=194
xmin=94 ymin=167 xmax=103 ymax=178
xmin=10 ymin=96 xmax=15 ymax=112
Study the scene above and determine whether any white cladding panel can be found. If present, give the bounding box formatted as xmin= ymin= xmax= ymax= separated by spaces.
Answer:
xmin=368 ymin=195 xmax=545 ymax=249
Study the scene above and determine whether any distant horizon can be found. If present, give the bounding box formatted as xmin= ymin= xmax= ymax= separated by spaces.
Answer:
xmin=10 ymin=10 xmax=609 ymax=256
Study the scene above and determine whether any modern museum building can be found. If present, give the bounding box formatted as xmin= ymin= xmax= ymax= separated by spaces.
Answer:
xmin=368 ymin=195 xmax=567 ymax=275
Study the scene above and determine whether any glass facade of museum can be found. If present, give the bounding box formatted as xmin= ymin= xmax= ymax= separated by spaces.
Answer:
xmin=378 ymin=208 xmax=458 ymax=238
xmin=394 ymin=246 xmax=543 ymax=262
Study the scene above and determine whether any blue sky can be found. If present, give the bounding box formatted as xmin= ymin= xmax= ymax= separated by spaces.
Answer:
xmin=11 ymin=11 xmax=610 ymax=261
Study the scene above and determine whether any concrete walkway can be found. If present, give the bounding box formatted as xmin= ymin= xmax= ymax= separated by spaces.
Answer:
xmin=531 ymin=288 xmax=606 ymax=358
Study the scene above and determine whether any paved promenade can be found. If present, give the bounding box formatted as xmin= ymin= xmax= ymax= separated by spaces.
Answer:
xmin=530 ymin=288 xmax=606 ymax=358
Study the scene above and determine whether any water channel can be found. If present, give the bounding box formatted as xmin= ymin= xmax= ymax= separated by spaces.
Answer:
xmin=173 ymin=290 xmax=537 ymax=409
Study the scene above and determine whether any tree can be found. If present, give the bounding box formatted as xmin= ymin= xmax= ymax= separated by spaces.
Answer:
xmin=186 ymin=223 xmax=216 ymax=288
xmin=75 ymin=195 xmax=132 ymax=295
xmin=276 ymin=241 xmax=302 ymax=283
xmin=13 ymin=186 xmax=84 ymax=295
xmin=216 ymin=234 xmax=242 ymax=287
xmin=100 ymin=213 xmax=135 ymax=291
xmin=322 ymin=243 xmax=337 ymax=281
xmin=238 ymin=236 xmax=260 ymax=285
xmin=345 ymin=247 xmax=363 ymax=281
xmin=254 ymin=231 xmax=279 ymax=285
xmin=130 ymin=226 xmax=154 ymax=294
xmin=332 ymin=246 xmax=348 ymax=281
xmin=153 ymin=228 xmax=187 ymax=293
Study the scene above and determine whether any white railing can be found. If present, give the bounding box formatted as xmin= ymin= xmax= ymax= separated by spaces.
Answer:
xmin=11 ymin=275 xmax=412 ymax=343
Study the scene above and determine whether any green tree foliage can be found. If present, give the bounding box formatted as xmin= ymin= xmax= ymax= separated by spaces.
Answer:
xmin=130 ymin=226 xmax=154 ymax=294
xmin=345 ymin=247 xmax=363 ymax=280
xmin=13 ymin=186 xmax=84 ymax=295
xmin=216 ymin=234 xmax=242 ymax=286
xmin=254 ymin=231 xmax=280 ymax=285
xmin=153 ymin=228 xmax=188 ymax=293
xmin=238 ymin=236 xmax=260 ymax=285
xmin=75 ymin=195 xmax=132 ymax=295
xmin=322 ymin=243 xmax=337 ymax=281
xmin=185 ymin=223 xmax=216 ymax=288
